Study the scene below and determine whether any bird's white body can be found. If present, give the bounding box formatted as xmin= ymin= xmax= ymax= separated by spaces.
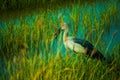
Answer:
xmin=64 ymin=38 xmax=86 ymax=53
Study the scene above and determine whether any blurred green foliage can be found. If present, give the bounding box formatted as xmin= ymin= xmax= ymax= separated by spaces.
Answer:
xmin=0 ymin=0 xmax=120 ymax=79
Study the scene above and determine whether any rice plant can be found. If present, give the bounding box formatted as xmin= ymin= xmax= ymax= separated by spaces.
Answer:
xmin=0 ymin=0 xmax=120 ymax=80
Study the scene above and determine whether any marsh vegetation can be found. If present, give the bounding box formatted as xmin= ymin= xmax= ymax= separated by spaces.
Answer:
xmin=0 ymin=0 xmax=120 ymax=80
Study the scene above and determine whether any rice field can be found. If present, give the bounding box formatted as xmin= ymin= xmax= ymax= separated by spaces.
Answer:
xmin=0 ymin=0 xmax=120 ymax=80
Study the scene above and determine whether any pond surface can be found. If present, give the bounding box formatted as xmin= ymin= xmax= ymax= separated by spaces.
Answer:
xmin=0 ymin=1 xmax=120 ymax=58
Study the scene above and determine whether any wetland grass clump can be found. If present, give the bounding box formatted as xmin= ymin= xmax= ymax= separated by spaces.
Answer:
xmin=1 ymin=50 xmax=120 ymax=80
xmin=0 ymin=0 xmax=120 ymax=80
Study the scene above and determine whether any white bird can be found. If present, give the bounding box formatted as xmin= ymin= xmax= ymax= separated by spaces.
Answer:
xmin=55 ymin=23 xmax=105 ymax=60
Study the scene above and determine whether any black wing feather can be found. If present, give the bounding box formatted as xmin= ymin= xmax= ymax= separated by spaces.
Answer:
xmin=72 ymin=38 xmax=94 ymax=50
xmin=72 ymin=38 xmax=105 ymax=60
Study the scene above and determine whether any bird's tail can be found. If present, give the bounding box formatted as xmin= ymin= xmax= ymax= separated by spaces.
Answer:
xmin=95 ymin=50 xmax=106 ymax=61
xmin=90 ymin=48 xmax=106 ymax=61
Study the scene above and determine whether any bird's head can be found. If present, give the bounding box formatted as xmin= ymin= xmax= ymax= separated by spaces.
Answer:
xmin=61 ymin=23 xmax=68 ymax=30
xmin=54 ymin=23 xmax=68 ymax=39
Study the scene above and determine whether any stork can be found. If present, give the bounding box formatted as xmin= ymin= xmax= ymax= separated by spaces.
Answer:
xmin=55 ymin=23 xmax=105 ymax=60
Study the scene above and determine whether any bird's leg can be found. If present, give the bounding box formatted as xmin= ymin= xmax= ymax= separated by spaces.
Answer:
xmin=84 ymin=48 xmax=88 ymax=55
xmin=90 ymin=48 xmax=97 ymax=58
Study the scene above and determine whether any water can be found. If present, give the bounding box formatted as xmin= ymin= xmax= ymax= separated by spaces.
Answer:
xmin=0 ymin=1 xmax=120 ymax=58
xmin=56 ymin=2 xmax=120 ymax=57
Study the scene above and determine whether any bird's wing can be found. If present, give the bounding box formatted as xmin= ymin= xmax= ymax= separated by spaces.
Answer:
xmin=71 ymin=38 xmax=105 ymax=60
xmin=66 ymin=39 xmax=86 ymax=53
xmin=72 ymin=38 xmax=94 ymax=50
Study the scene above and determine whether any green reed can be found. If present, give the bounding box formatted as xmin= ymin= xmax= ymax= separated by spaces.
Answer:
xmin=0 ymin=0 xmax=120 ymax=80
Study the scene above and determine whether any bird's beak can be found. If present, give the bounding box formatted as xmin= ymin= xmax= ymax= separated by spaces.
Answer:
xmin=54 ymin=27 xmax=61 ymax=39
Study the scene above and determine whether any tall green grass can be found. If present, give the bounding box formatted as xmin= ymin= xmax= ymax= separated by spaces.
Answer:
xmin=0 ymin=0 xmax=120 ymax=80
xmin=1 ymin=50 xmax=120 ymax=80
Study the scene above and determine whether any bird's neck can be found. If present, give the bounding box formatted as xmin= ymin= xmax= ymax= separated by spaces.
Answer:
xmin=63 ymin=28 xmax=68 ymax=42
